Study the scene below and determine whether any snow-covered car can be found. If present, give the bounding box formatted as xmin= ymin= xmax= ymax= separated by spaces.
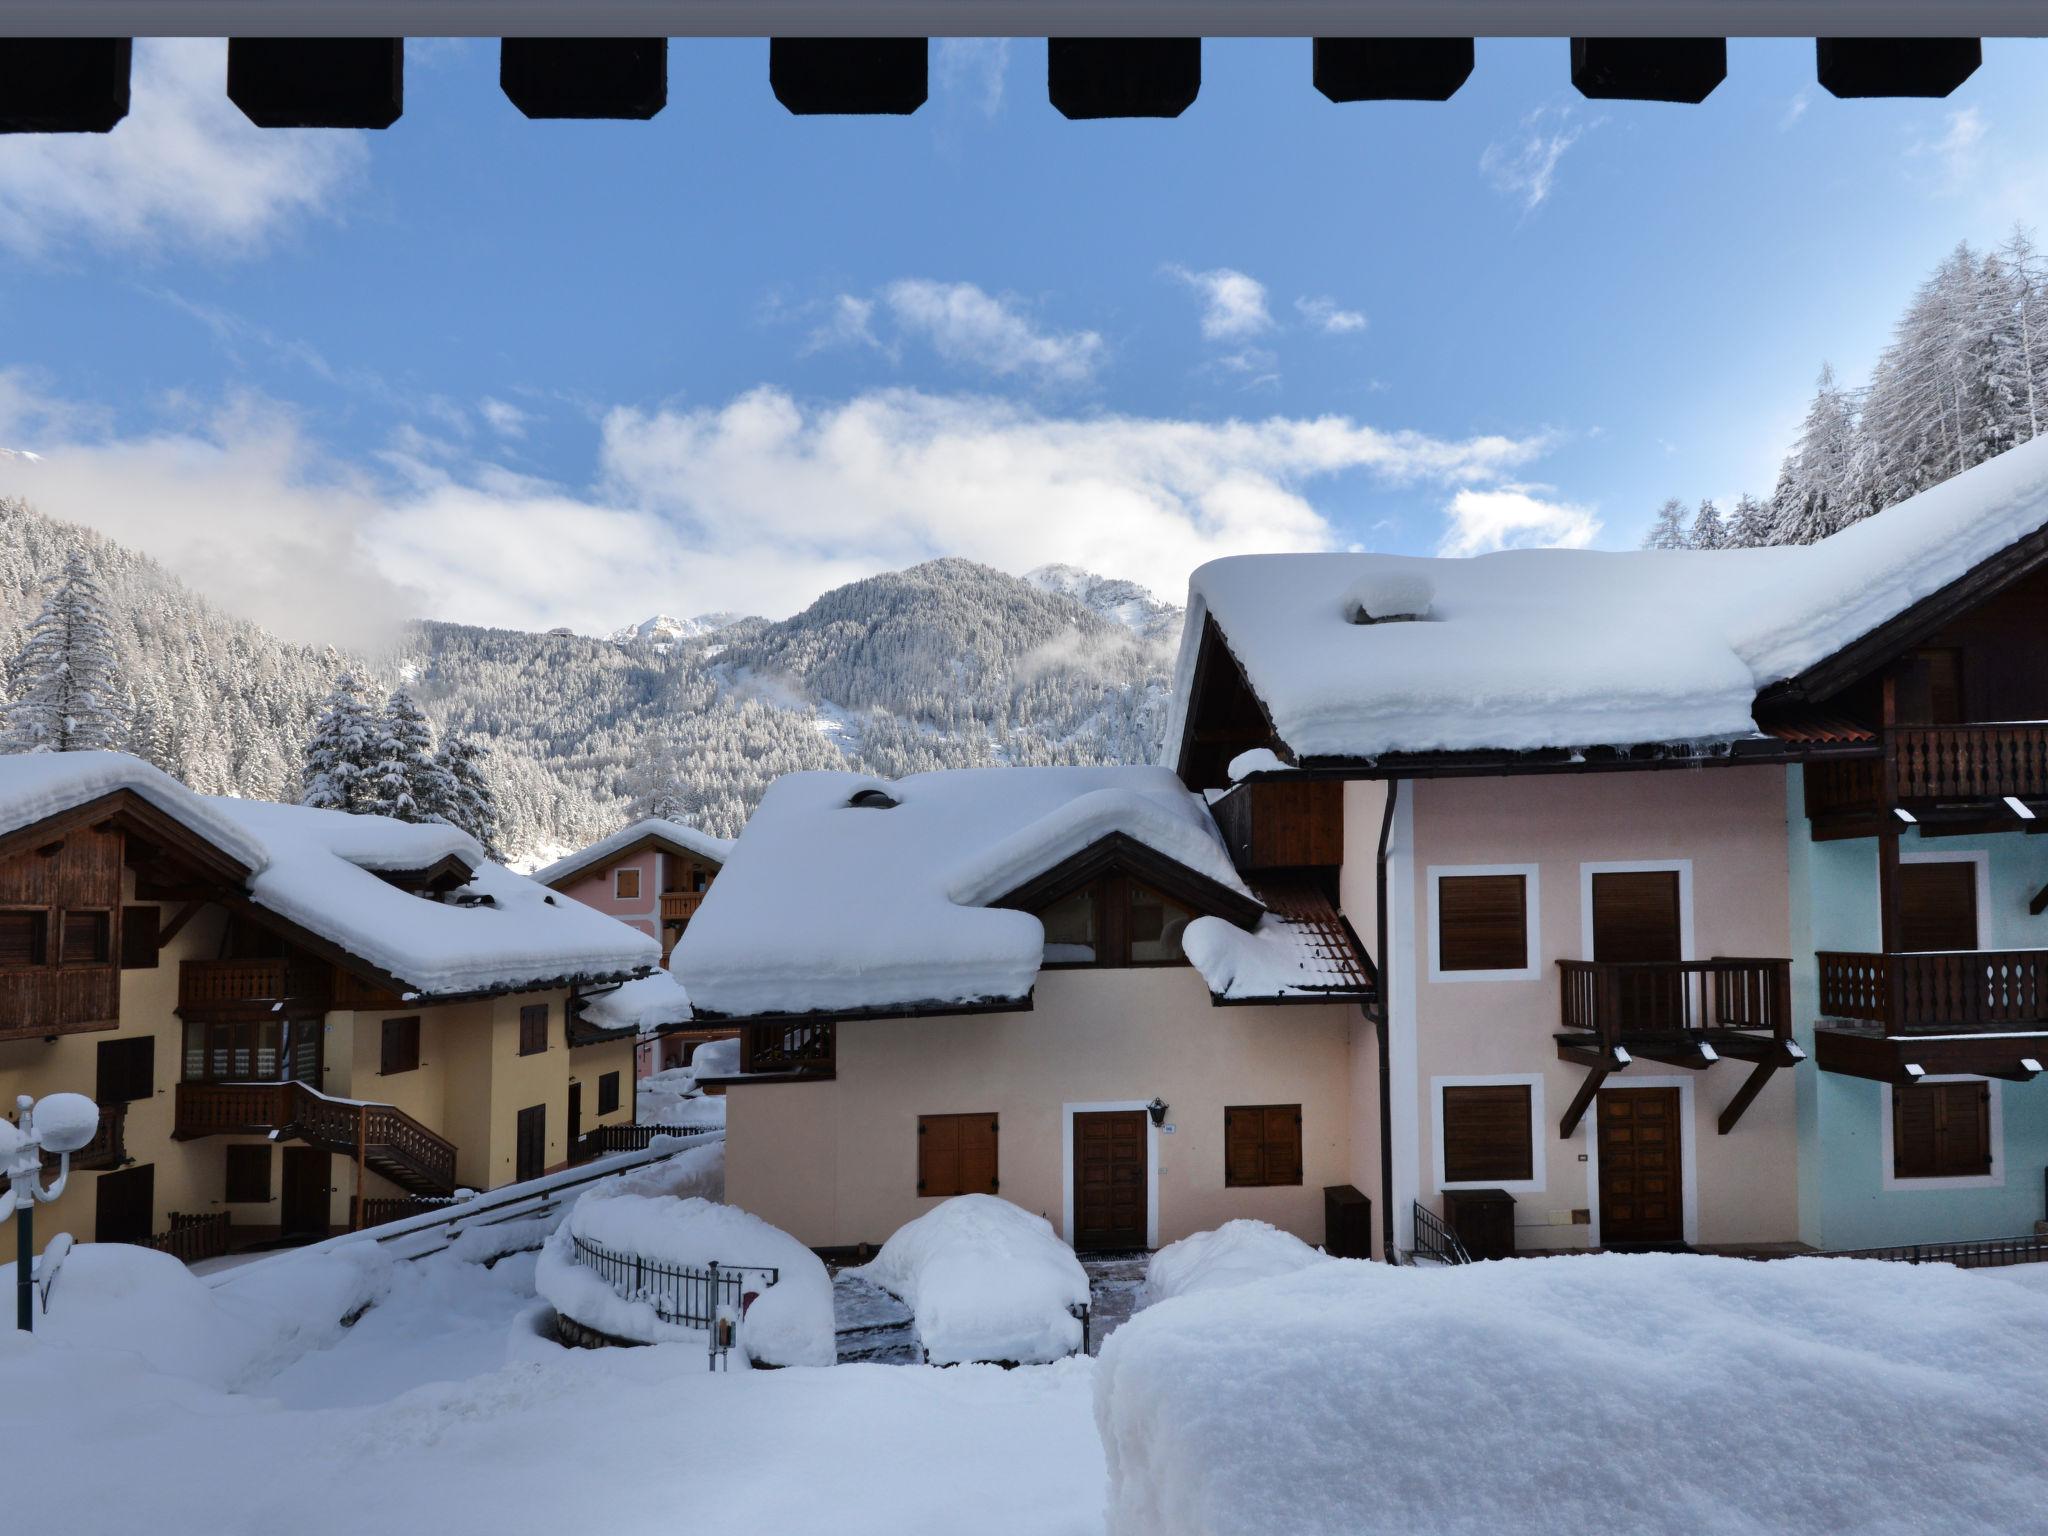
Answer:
xmin=849 ymin=1194 xmax=1092 ymax=1366
xmin=1136 ymin=1219 xmax=1329 ymax=1309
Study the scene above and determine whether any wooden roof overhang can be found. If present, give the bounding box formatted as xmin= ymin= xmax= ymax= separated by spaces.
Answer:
xmin=542 ymin=830 xmax=725 ymax=892
xmin=990 ymin=829 xmax=1266 ymax=932
xmin=687 ymin=994 xmax=1036 ymax=1029
xmin=373 ymin=852 xmax=479 ymax=895
xmin=0 ymin=788 xmax=257 ymax=894
xmin=1814 ymin=1025 xmax=2048 ymax=1086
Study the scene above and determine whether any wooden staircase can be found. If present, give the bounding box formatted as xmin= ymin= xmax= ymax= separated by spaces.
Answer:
xmin=175 ymin=1080 xmax=458 ymax=1195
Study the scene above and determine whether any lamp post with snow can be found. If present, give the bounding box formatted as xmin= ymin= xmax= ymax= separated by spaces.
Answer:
xmin=2 ymin=1092 xmax=101 ymax=1332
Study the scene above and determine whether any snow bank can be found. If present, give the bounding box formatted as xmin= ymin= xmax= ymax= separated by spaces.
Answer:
xmin=850 ymin=1195 xmax=1090 ymax=1365
xmin=678 ymin=766 xmax=1246 ymax=1018
xmin=1095 ymin=1253 xmax=2048 ymax=1536
xmin=536 ymin=1189 xmax=831 ymax=1366
xmin=1168 ymin=433 xmax=2048 ymax=760
xmin=1136 ymin=1220 xmax=1327 ymax=1308
xmin=0 ymin=1241 xmax=389 ymax=1390
xmin=1182 ymin=912 xmax=1360 ymax=1000
xmin=531 ymin=816 xmax=734 ymax=888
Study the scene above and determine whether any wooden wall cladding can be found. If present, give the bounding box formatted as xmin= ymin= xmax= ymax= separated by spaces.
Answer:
xmin=0 ymin=826 xmax=123 ymax=1038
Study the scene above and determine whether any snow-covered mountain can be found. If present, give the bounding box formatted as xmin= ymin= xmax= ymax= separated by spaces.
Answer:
xmin=0 ymin=496 xmax=1186 ymax=859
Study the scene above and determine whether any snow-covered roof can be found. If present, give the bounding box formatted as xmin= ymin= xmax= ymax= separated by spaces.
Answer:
xmin=1171 ymin=435 xmax=2048 ymax=761
xmin=533 ymin=817 xmax=735 ymax=888
xmin=1184 ymin=879 xmax=1375 ymax=1003
xmin=577 ymin=969 xmax=693 ymax=1037
xmin=675 ymin=766 xmax=1254 ymax=1019
xmin=0 ymin=751 xmax=657 ymax=998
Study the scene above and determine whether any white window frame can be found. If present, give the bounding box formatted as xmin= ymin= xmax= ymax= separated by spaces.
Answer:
xmin=1895 ymin=849 xmax=1991 ymax=950
xmin=613 ymin=865 xmax=642 ymax=901
xmin=1432 ymin=1072 xmax=1546 ymax=1195
xmin=1059 ymin=1099 xmax=1160 ymax=1250
xmin=1427 ymin=863 xmax=1541 ymax=983
xmin=1879 ymin=1075 xmax=2004 ymax=1192
xmin=1582 ymin=1074 xmax=1701 ymax=1248
xmin=1578 ymin=859 xmax=1694 ymax=962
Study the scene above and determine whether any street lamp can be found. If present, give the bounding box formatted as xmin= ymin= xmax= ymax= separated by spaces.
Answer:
xmin=3 ymin=1092 xmax=99 ymax=1332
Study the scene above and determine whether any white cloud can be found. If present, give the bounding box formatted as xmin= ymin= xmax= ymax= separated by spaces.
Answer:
xmin=1169 ymin=266 xmax=1274 ymax=340
xmin=804 ymin=294 xmax=885 ymax=356
xmin=881 ymin=280 xmax=1105 ymax=385
xmin=1780 ymin=90 xmax=1810 ymax=130
xmin=1296 ymin=296 xmax=1368 ymax=335
xmin=0 ymin=39 xmax=367 ymax=259
xmin=478 ymin=398 xmax=532 ymax=440
xmin=1479 ymin=107 xmax=1588 ymax=212
xmin=1437 ymin=485 xmax=1601 ymax=557
xmin=1910 ymin=106 xmax=1987 ymax=190
xmin=934 ymin=39 xmax=1012 ymax=117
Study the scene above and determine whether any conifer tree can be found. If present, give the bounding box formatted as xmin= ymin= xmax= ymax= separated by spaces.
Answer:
xmin=437 ymin=735 xmax=504 ymax=861
xmin=1726 ymin=493 xmax=1773 ymax=548
xmin=364 ymin=688 xmax=453 ymax=823
xmin=1642 ymin=498 xmax=1690 ymax=550
xmin=1688 ymin=499 xmax=1728 ymax=550
xmin=1 ymin=547 xmax=127 ymax=753
xmin=300 ymin=671 xmax=378 ymax=813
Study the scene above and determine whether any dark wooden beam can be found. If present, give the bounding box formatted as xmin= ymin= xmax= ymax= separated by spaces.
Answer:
xmin=2031 ymin=881 xmax=2048 ymax=918
xmin=1717 ymin=1059 xmax=1780 ymax=1135
xmin=1559 ymin=1065 xmax=1609 ymax=1139
xmin=1048 ymin=37 xmax=1199 ymax=119
xmin=157 ymin=899 xmax=205 ymax=950
xmin=500 ymin=37 xmax=666 ymax=118
xmin=227 ymin=37 xmax=403 ymax=128
xmin=769 ymin=37 xmax=926 ymax=114
xmin=1312 ymin=37 xmax=1473 ymax=101
xmin=0 ymin=37 xmax=130 ymax=132
xmin=1979 ymin=1057 xmax=2044 ymax=1084
xmin=1571 ymin=37 xmax=1725 ymax=102
xmin=1816 ymin=37 xmax=1980 ymax=97
xmin=1625 ymin=1039 xmax=1719 ymax=1070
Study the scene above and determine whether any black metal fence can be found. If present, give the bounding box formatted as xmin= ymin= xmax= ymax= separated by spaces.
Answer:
xmin=566 ymin=1231 xmax=779 ymax=1330
xmin=580 ymin=1122 xmax=719 ymax=1159
xmin=1826 ymin=1233 xmax=2048 ymax=1269
xmin=1410 ymin=1201 xmax=1472 ymax=1266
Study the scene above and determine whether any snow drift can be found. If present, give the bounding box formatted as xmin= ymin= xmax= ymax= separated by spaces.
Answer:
xmin=1136 ymin=1220 xmax=1328 ymax=1308
xmin=1094 ymin=1252 xmax=2048 ymax=1536
xmin=850 ymin=1195 xmax=1090 ymax=1365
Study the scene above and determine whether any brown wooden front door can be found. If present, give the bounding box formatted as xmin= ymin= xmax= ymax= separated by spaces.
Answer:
xmin=1899 ymin=861 xmax=1978 ymax=952
xmin=1073 ymin=1110 xmax=1147 ymax=1251
xmin=94 ymin=1163 xmax=153 ymax=1244
xmin=281 ymin=1147 xmax=330 ymax=1239
xmin=567 ymin=1081 xmax=583 ymax=1155
xmin=1597 ymin=1088 xmax=1684 ymax=1246
xmin=516 ymin=1103 xmax=547 ymax=1183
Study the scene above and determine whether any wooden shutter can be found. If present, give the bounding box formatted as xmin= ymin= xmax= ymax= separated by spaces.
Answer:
xmin=1437 ymin=875 xmax=1528 ymax=972
xmin=95 ymin=1036 xmax=154 ymax=1105
xmin=1893 ymin=1081 xmax=1992 ymax=1178
xmin=0 ymin=909 xmax=46 ymax=967
xmin=120 ymin=905 xmax=160 ymax=969
xmin=1898 ymin=863 xmax=1978 ymax=953
xmin=1225 ymin=1104 xmax=1302 ymax=1187
xmin=1442 ymin=1084 xmax=1534 ymax=1183
xmin=95 ymin=1163 xmax=154 ymax=1244
xmin=1590 ymin=871 xmax=1682 ymax=963
xmin=381 ymin=1015 xmax=420 ymax=1075
xmin=615 ymin=867 xmax=641 ymax=900
xmin=918 ymin=1112 xmax=999 ymax=1196
xmin=60 ymin=910 xmax=110 ymax=964
xmin=519 ymin=1003 xmax=549 ymax=1055
xmin=225 ymin=1144 xmax=273 ymax=1203
xmin=598 ymin=1071 xmax=621 ymax=1115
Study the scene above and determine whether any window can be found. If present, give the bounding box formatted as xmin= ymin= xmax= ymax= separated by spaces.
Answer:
xmin=1441 ymin=1084 xmax=1535 ymax=1184
xmin=184 ymin=1018 xmax=285 ymax=1082
xmin=60 ymin=910 xmax=111 ymax=965
xmin=1434 ymin=872 xmax=1532 ymax=975
xmin=918 ymin=1112 xmax=999 ymax=1197
xmin=519 ymin=1003 xmax=549 ymax=1056
xmin=380 ymin=1015 xmax=421 ymax=1075
xmin=597 ymin=1071 xmax=621 ymax=1116
xmin=96 ymin=1036 xmax=154 ymax=1105
xmin=0 ymin=909 xmax=49 ymax=968
xmin=120 ymin=906 xmax=160 ymax=969
xmin=1034 ymin=875 xmax=1196 ymax=968
xmin=225 ymin=1144 xmax=272 ymax=1203
xmin=1893 ymin=1081 xmax=1991 ymax=1179
xmin=1898 ymin=860 xmax=1979 ymax=952
xmin=614 ymin=867 xmax=641 ymax=900
xmin=1224 ymin=1104 xmax=1303 ymax=1188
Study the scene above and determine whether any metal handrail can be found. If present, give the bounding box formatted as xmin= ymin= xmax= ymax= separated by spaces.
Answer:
xmin=1410 ymin=1201 xmax=1471 ymax=1265
xmin=564 ymin=1229 xmax=779 ymax=1368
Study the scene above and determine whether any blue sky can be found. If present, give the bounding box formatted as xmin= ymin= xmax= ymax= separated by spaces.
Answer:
xmin=0 ymin=35 xmax=2043 ymax=645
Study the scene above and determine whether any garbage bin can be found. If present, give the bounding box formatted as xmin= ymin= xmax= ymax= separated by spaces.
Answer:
xmin=1441 ymin=1187 xmax=1516 ymax=1260
xmin=1323 ymin=1183 xmax=1373 ymax=1260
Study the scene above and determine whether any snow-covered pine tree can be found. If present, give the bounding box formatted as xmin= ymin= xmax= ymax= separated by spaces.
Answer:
xmin=1769 ymin=364 xmax=1865 ymax=544
xmin=437 ymin=735 xmax=504 ymax=861
xmin=300 ymin=671 xmax=379 ymax=813
xmin=1642 ymin=498 xmax=1691 ymax=550
xmin=1688 ymin=499 xmax=1728 ymax=550
xmin=127 ymin=675 xmax=175 ymax=771
xmin=363 ymin=688 xmax=453 ymax=823
xmin=1 ymin=547 xmax=128 ymax=753
xmin=1999 ymin=224 xmax=2048 ymax=445
xmin=1725 ymin=493 xmax=1773 ymax=548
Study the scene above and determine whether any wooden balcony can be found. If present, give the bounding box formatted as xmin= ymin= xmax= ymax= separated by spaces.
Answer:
xmin=1806 ymin=723 xmax=2048 ymax=829
xmin=174 ymin=1080 xmax=457 ymax=1195
xmin=738 ymin=1018 xmax=835 ymax=1078
xmin=1818 ymin=948 xmax=2048 ymax=1035
xmin=177 ymin=957 xmax=331 ymax=1020
xmin=1555 ymin=958 xmax=1799 ymax=1136
xmin=660 ymin=890 xmax=705 ymax=923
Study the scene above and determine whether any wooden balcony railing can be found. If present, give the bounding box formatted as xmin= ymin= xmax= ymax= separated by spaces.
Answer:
xmin=148 ymin=1211 xmax=231 ymax=1264
xmin=1806 ymin=723 xmax=2048 ymax=821
xmin=660 ymin=890 xmax=705 ymax=923
xmin=739 ymin=1018 xmax=836 ymax=1076
xmin=1557 ymin=958 xmax=1792 ymax=1053
xmin=1819 ymin=949 xmax=2048 ymax=1034
xmin=178 ymin=956 xmax=331 ymax=1018
xmin=174 ymin=1080 xmax=458 ymax=1194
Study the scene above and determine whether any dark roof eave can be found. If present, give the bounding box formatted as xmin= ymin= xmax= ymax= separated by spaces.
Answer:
xmin=688 ymin=992 xmax=1036 ymax=1027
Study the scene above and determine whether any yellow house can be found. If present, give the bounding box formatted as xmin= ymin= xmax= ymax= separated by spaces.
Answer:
xmin=0 ymin=752 xmax=654 ymax=1258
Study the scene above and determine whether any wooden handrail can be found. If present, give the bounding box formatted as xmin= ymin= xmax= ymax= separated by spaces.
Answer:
xmin=738 ymin=1019 xmax=836 ymax=1074
xmin=178 ymin=956 xmax=330 ymax=1013
xmin=660 ymin=890 xmax=704 ymax=922
xmin=1889 ymin=723 xmax=2048 ymax=803
xmin=1819 ymin=948 xmax=2048 ymax=1034
xmin=174 ymin=1080 xmax=457 ymax=1192
xmin=1557 ymin=958 xmax=1792 ymax=1052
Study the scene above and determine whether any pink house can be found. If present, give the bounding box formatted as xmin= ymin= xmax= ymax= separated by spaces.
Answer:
xmin=537 ymin=817 xmax=734 ymax=1074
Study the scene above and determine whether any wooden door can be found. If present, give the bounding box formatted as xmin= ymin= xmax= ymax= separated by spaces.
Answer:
xmin=567 ymin=1081 xmax=583 ymax=1156
xmin=1899 ymin=862 xmax=1978 ymax=952
xmin=1073 ymin=1110 xmax=1146 ymax=1251
xmin=94 ymin=1163 xmax=153 ymax=1244
xmin=516 ymin=1103 xmax=547 ymax=1183
xmin=280 ymin=1148 xmax=330 ymax=1239
xmin=1597 ymin=1088 xmax=1684 ymax=1246
xmin=1592 ymin=870 xmax=1683 ymax=1027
